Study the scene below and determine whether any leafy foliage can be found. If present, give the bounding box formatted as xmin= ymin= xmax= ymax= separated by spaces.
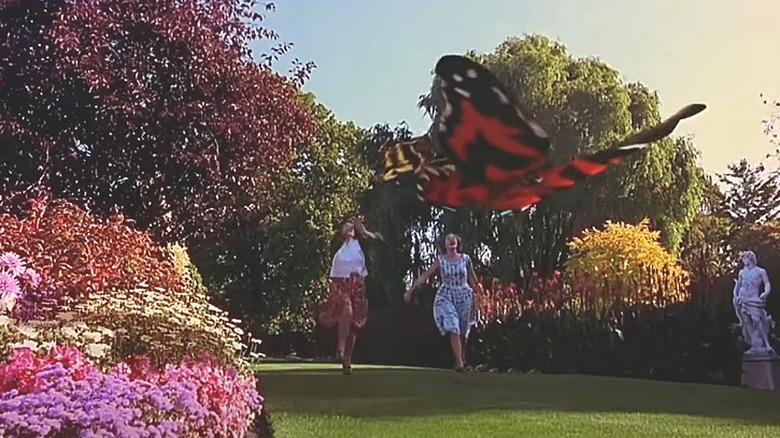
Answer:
xmin=474 ymin=272 xmax=564 ymax=328
xmin=717 ymin=159 xmax=780 ymax=224
xmin=469 ymin=298 xmax=739 ymax=384
xmin=679 ymin=212 xmax=735 ymax=311
xmin=0 ymin=0 xmax=316 ymax=243
xmin=566 ymin=219 xmax=690 ymax=310
xmin=729 ymin=221 xmax=780 ymax=318
xmin=358 ymin=124 xmax=444 ymax=305
xmin=461 ymin=264 xmax=736 ymax=384
xmin=0 ymin=196 xmax=186 ymax=301
xmin=194 ymin=94 xmax=372 ymax=334
xmin=75 ymin=286 xmax=246 ymax=368
xmin=761 ymin=93 xmax=779 ymax=154
xmin=0 ymin=196 xmax=250 ymax=369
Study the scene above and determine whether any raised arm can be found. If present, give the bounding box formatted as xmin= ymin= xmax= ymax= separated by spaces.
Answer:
xmin=353 ymin=215 xmax=384 ymax=241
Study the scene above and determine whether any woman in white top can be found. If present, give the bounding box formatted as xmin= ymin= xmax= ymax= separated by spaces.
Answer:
xmin=317 ymin=216 xmax=382 ymax=375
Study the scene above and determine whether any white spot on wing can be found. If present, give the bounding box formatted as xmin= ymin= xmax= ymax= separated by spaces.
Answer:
xmin=528 ymin=121 xmax=548 ymax=138
xmin=452 ymin=73 xmax=463 ymax=82
xmin=491 ymin=87 xmax=509 ymax=105
xmin=466 ymin=68 xmax=477 ymax=79
xmin=442 ymin=100 xmax=453 ymax=118
xmin=454 ymin=87 xmax=471 ymax=98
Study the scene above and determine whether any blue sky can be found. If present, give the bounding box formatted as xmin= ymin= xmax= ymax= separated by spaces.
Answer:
xmin=257 ymin=0 xmax=780 ymax=176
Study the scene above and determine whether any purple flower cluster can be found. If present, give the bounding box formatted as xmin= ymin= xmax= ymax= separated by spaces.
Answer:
xmin=0 ymin=347 xmax=262 ymax=437
xmin=0 ymin=363 xmax=209 ymax=437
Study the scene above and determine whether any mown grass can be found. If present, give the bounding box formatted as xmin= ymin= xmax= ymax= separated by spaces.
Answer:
xmin=256 ymin=363 xmax=780 ymax=437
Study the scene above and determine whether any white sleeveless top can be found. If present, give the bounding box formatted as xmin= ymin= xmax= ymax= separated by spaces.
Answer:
xmin=329 ymin=239 xmax=368 ymax=278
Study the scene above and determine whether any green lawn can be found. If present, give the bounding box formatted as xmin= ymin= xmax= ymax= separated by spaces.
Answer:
xmin=256 ymin=363 xmax=780 ymax=438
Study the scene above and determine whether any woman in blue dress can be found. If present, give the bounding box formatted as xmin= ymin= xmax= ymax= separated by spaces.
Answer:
xmin=404 ymin=233 xmax=477 ymax=372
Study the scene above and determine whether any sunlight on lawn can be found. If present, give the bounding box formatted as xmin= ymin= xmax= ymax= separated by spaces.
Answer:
xmin=257 ymin=363 xmax=780 ymax=438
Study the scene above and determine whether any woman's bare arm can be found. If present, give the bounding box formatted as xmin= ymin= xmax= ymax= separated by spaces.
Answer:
xmin=466 ymin=255 xmax=477 ymax=291
xmin=410 ymin=259 xmax=440 ymax=290
xmin=353 ymin=215 xmax=384 ymax=241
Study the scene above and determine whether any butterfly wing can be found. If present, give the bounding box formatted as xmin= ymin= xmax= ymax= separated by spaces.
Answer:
xmin=417 ymin=144 xmax=649 ymax=211
xmin=433 ymin=55 xmax=551 ymax=184
xmin=616 ymin=103 xmax=707 ymax=147
xmin=376 ymin=135 xmax=435 ymax=183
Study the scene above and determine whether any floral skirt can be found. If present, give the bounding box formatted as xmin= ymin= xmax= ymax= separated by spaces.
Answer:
xmin=317 ymin=276 xmax=368 ymax=330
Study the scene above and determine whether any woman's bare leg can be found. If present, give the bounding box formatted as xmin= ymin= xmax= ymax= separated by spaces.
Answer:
xmin=343 ymin=327 xmax=357 ymax=373
xmin=336 ymin=305 xmax=352 ymax=359
xmin=449 ymin=333 xmax=464 ymax=370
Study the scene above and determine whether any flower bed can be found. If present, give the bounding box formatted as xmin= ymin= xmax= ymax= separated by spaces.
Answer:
xmin=0 ymin=198 xmax=268 ymax=437
xmin=0 ymin=346 xmax=261 ymax=437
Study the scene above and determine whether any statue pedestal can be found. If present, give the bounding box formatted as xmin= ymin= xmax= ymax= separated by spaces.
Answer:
xmin=741 ymin=354 xmax=780 ymax=390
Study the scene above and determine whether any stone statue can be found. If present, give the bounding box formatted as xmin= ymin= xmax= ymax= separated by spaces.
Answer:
xmin=733 ymin=250 xmax=775 ymax=356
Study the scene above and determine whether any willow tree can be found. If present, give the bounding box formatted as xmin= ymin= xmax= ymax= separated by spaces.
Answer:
xmin=357 ymin=123 xmax=444 ymax=306
xmin=417 ymin=35 xmax=705 ymax=284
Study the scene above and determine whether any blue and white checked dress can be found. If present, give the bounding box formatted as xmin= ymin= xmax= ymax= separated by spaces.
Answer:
xmin=433 ymin=254 xmax=476 ymax=337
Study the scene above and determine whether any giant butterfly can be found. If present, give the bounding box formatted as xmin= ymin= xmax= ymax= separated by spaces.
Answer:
xmin=377 ymin=54 xmax=706 ymax=212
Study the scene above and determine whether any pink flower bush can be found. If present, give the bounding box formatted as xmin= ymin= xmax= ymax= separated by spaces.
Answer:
xmin=0 ymin=346 xmax=96 ymax=395
xmin=0 ymin=346 xmax=262 ymax=437
xmin=0 ymin=251 xmax=56 ymax=319
xmin=113 ymin=354 xmax=263 ymax=436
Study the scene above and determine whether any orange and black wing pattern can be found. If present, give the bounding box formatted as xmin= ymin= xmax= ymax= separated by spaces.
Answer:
xmin=376 ymin=134 xmax=451 ymax=183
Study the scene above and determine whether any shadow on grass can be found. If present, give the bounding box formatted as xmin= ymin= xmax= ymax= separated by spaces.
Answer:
xmin=256 ymin=364 xmax=780 ymax=426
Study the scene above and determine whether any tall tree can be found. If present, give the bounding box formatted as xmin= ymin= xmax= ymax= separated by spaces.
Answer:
xmin=0 ymin=0 xmax=315 ymax=244
xmin=761 ymin=93 xmax=779 ymax=156
xmin=717 ymin=159 xmax=780 ymax=224
xmin=415 ymin=35 xmax=705 ymax=282
xmin=358 ymin=123 xmax=444 ymax=305
xmin=193 ymin=94 xmax=372 ymax=334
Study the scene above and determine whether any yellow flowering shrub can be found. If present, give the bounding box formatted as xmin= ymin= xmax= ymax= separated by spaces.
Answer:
xmin=73 ymin=286 xmax=248 ymax=367
xmin=0 ymin=319 xmax=23 ymax=360
xmin=566 ymin=218 xmax=690 ymax=311
xmin=163 ymin=243 xmax=207 ymax=296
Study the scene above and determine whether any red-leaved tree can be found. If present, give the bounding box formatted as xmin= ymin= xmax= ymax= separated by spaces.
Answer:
xmin=0 ymin=0 xmax=315 ymax=243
